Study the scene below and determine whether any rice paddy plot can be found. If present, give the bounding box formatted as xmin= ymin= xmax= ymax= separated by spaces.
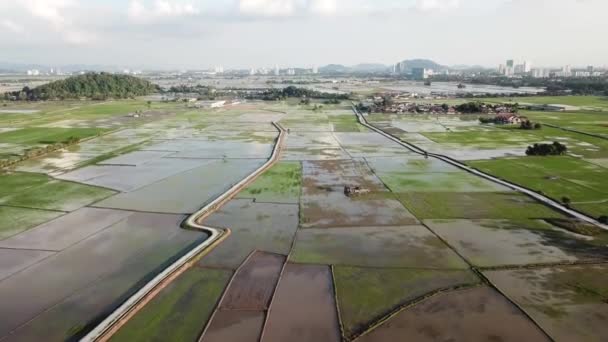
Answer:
xmin=285 ymin=132 xmax=342 ymax=149
xmin=58 ymin=158 xmax=211 ymax=192
xmin=99 ymin=150 xmax=174 ymax=166
xmin=364 ymin=156 xmax=461 ymax=173
xmin=110 ymin=268 xmax=232 ymax=342
xmin=0 ymin=127 xmax=107 ymax=145
xmin=95 ymin=159 xmax=265 ymax=214
xmin=333 ymin=132 xmax=415 ymax=157
xmin=0 ymin=206 xmax=64 ymax=240
xmin=237 ymin=162 xmax=302 ymax=204
xmin=0 ymin=212 xmax=197 ymax=338
xmin=333 ymin=266 xmax=479 ymax=339
xmin=0 ymin=208 xmax=132 ymax=251
xmin=15 ymin=151 xmax=101 ymax=175
xmin=301 ymin=190 xmax=418 ymax=228
xmin=485 ymin=265 xmax=608 ymax=342
xmin=397 ymin=192 xmax=565 ymax=220
xmin=302 ymin=160 xmax=387 ymax=190
xmin=0 ymin=249 xmax=54 ymax=281
xmin=469 ymin=156 xmax=608 ymax=218
xmin=219 ymin=251 xmax=285 ymax=311
xmin=7 ymin=225 xmax=208 ymax=341
xmin=425 ymin=219 xmax=608 ymax=268
xmin=357 ymin=286 xmax=550 ymax=342
xmin=376 ymin=171 xmax=510 ymax=193
xmin=261 ymin=263 xmax=341 ymax=342
xmin=198 ymin=200 xmax=298 ymax=269
xmin=0 ymin=172 xmax=115 ymax=212
xmin=202 ymin=311 xmax=265 ymax=342
xmin=282 ymin=146 xmax=351 ymax=161
xmin=290 ymin=226 xmax=468 ymax=269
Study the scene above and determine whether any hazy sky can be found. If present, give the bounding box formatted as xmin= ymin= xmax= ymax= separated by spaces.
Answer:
xmin=1 ymin=0 xmax=607 ymax=69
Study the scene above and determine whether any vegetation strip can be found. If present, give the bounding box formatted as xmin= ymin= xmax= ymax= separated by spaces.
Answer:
xmin=352 ymin=105 xmax=608 ymax=230
xmin=81 ymin=122 xmax=287 ymax=342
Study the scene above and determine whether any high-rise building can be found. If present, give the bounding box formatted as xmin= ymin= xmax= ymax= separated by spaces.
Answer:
xmin=587 ymin=65 xmax=594 ymax=73
xmin=412 ymin=68 xmax=431 ymax=80
xmin=506 ymin=59 xmax=514 ymax=68
xmin=249 ymin=68 xmax=256 ymax=76
xmin=274 ymin=65 xmax=280 ymax=76
xmin=523 ymin=61 xmax=532 ymax=73
xmin=312 ymin=65 xmax=318 ymax=74
xmin=498 ymin=64 xmax=506 ymax=75
xmin=287 ymin=68 xmax=295 ymax=76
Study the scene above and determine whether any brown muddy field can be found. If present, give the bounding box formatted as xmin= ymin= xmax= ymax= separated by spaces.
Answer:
xmin=202 ymin=310 xmax=265 ymax=342
xmin=300 ymin=160 xmax=419 ymax=228
xmin=262 ymin=263 xmax=341 ymax=342
xmin=357 ymin=286 xmax=550 ymax=342
xmin=220 ymin=252 xmax=285 ymax=311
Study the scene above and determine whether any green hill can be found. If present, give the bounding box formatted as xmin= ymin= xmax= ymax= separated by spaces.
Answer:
xmin=5 ymin=73 xmax=159 ymax=100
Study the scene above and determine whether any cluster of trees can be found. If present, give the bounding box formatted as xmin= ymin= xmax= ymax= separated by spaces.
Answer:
xmin=520 ymin=120 xmax=542 ymax=130
xmin=4 ymin=73 xmax=159 ymax=101
xmin=258 ymin=86 xmax=350 ymax=101
xmin=456 ymin=102 xmax=519 ymax=114
xmin=526 ymin=142 xmax=568 ymax=156
xmin=166 ymin=85 xmax=217 ymax=99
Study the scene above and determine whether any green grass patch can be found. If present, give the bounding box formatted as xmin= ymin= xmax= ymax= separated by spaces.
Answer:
xmin=110 ymin=268 xmax=232 ymax=342
xmin=328 ymin=114 xmax=368 ymax=132
xmin=0 ymin=172 xmax=115 ymax=211
xmin=0 ymin=206 xmax=64 ymax=239
xmin=468 ymin=156 xmax=608 ymax=218
xmin=0 ymin=127 xmax=106 ymax=145
xmin=397 ymin=192 xmax=565 ymax=220
xmin=334 ymin=266 xmax=479 ymax=339
xmin=237 ymin=162 xmax=302 ymax=203
xmin=376 ymin=171 xmax=507 ymax=193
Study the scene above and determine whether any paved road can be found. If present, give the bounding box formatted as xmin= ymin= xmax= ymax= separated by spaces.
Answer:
xmin=353 ymin=106 xmax=608 ymax=231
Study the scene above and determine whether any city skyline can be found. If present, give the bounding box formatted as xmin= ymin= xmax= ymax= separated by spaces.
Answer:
xmin=1 ymin=0 xmax=608 ymax=69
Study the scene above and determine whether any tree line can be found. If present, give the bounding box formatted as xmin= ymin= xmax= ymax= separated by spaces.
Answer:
xmin=3 ymin=73 xmax=159 ymax=101
xmin=256 ymin=86 xmax=351 ymax=101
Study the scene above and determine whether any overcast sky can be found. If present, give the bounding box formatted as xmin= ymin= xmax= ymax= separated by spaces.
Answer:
xmin=1 ymin=0 xmax=607 ymax=69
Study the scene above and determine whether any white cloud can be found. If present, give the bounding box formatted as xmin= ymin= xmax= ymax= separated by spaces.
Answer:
xmin=309 ymin=0 xmax=338 ymax=15
xmin=128 ymin=0 xmax=200 ymax=21
xmin=415 ymin=0 xmax=461 ymax=11
xmin=19 ymin=0 xmax=93 ymax=44
xmin=238 ymin=0 xmax=298 ymax=17
xmin=1 ymin=20 xmax=24 ymax=34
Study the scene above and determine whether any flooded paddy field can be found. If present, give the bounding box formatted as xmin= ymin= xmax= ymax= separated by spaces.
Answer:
xmin=261 ymin=263 xmax=341 ymax=342
xmin=110 ymin=268 xmax=232 ymax=342
xmin=3 ymin=97 xmax=606 ymax=341
xmin=425 ymin=219 xmax=608 ymax=267
xmin=357 ymin=286 xmax=550 ymax=342
xmin=0 ymin=211 xmax=208 ymax=340
xmin=198 ymin=199 xmax=298 ymax=269
xmin=236 ymin=162 xmax=301 ymax=204
xmin=398 ymin=192 xmax=565 ymax=220
xmin=290 ymin=226 xmax=468 ymax=269
xmin=95 ymin=159 xmax=266 ymax=214
xmin=485 ymin=264 xmax=608 ymax=341
xmin=334 ymin=266 xmax=479 ymax=339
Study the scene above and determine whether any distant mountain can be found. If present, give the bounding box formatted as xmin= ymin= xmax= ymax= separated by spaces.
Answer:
xmin=319 ymin=63 xmax=389 ymax=74
xmin=396 ymin=59 xmax=446 ymax=73
xmin=351 ymin=63 xmax=389 ymax=73
xmin=319 ymin=64 xmax=351 ymax=74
